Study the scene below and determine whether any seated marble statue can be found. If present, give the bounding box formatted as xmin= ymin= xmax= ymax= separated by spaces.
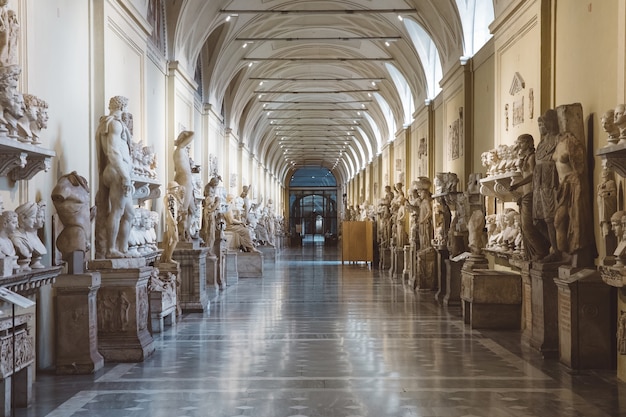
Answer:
xmin=224 ymin=194 xmax=259 ymax=253
xmin=10 ymin=201 xmax=47 ymax=269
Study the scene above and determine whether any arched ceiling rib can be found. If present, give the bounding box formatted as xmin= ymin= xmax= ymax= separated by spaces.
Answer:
xmin=170 ymin=0 xmax=486 ymax=186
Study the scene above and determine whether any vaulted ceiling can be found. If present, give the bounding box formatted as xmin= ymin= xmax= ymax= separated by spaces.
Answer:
xmin=168 ymin=0 xmax=494 ymax=186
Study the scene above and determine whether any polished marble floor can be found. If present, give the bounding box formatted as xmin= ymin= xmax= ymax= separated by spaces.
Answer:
xmin=16 ymin=244 xmax=626 ymax=417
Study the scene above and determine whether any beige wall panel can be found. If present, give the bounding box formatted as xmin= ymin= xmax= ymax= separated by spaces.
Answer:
xmin=554 ymin=0 xmax=619 ymax=260
xmin=472 ymin=44 xmax=496 ymax=175
xmin=493 ymin=2 xmax=541 ymax=147
xmin=444 ymin=88 xmax=465 ymax=182
xmin=433 ymin=95 xmax=445 ymax=177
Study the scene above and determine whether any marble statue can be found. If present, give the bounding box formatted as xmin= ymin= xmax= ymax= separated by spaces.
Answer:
xmin=94 ymin=95 xmax=136 ymax=259
xmin=432 ymin=197 xmax=450 ymax=247
xmin=390 ymin=182 xmax=406 ymax=247
xmin=224 ymin=194 xmax=259 ymax=253
xmin=598 ymin=168 xmax=618 ymax=238
xmin=0 ymin=65 xmax=21 ymax=137
xmin=10 ymin=201 xmax=46 ymax=269
xmin=405 ymin=187 xmax=420 ymax=248
xmin=553 ymin=131 xmax=595 ymax=265
xmin=51 ymin=171 xmax=95 ymax=260
xmin=161 ymin=181 xmax=183 ymax=264
xmin=533 ymin=109 xmax=560 ymax=261
xmin=173 ymin=130 xmax=196 ymax=242
xmin=377 ymin=199 xmax=391 ymax=247
xmin=602 ymin=109 xmax=620 ymax=145
xmin=467 ymin=209 xmax=485 ymax=255
xmin=416 ymin=177 xmax=433 ymax=250
xmin=509 ymin=134 xmax=550 ymax=261
xmin=201 ymin=176 xmax=221 ymax=254
xmin=264 ymin=199 xmax=276 ymax=246
xmin=0 ymin=0 xmax=19 ymax=67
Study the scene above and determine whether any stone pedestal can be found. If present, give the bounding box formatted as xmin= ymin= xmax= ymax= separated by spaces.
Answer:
xmin=391 ymin=247 xmax=404 ymax=278
xmin=258 ymin=245 xmax=276 ymax=262
xmin=90 ymin=258 xmax=155 ymax=362
xmin=173 ymin=242 xmax=209 ymax=312
xmin=224 ymin=250 xmax=238 ymax=285
xmin=443 ymin=258 xmax=464 ymax=306
xmin=238 ymin=252 xmax=264 ymax=278
xmin=54 ymin=273 xmax=104 ymax=374
xmin=434 ymin=247 xmax=449 ymax=303
xmin=529 ymin=261 xmax=561 ymax=358
xmin=461 ymin=268 xmax=522 ymax=329
xmin=510 ymin=259 xmax=533 ymax=341
xmin=402 ymin=245 xmax=412 ymax=284
xmin=554 ymin=267 xmax=615 ymax=369
xmin=205 ymin=254 xmax=221 ymax=290
xmin=0 ymin=314 xmax=34 ymax=416
xmin=415 ymin=247 xmax=437 ymax=291
xmin=379 ymin=245 xmax=391 ymax=270
xmin=149 ymin=262 xmax=178 ymax=334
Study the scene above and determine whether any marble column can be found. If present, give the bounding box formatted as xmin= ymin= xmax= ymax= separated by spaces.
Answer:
xmin=54 ymin=273 xmax=104 ymax=374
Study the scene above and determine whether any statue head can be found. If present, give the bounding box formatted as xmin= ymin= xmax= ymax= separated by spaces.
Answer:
xmin=109 ymin=95 xmax=129 ymax=112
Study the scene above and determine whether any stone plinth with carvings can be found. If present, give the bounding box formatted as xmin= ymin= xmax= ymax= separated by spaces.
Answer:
xmin=89 ymin=257 xmax=155 ymax=362
xmin=172 ymin=240 xmax=209 ymax=312
xmin=54 ymin=272 xmax=104 ymax=374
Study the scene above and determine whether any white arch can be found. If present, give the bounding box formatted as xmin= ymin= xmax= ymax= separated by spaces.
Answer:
xmin=373 ymin=93 xmax=395 ymax=143
xmin=455 ymin=0 xmax=494 ymax=58
xmin=403 ymin=18 xmax=442 ymax=101
xmin=384 ymin=63 xmax=414 ymax=127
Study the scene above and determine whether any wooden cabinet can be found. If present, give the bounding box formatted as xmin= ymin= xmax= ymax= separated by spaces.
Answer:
xmin=341 ymin=221 xmax=373 ymax=265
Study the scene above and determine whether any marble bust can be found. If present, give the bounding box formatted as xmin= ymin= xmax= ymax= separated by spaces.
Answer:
xmin=10 ymin=201 xmax=47 ymax=269
xmin=614 ymin=104 xmax=626 ymax=143
xmin=602 ymin=109 xmax=620 ymax=145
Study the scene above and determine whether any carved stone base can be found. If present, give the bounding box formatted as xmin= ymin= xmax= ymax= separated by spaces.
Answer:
xmin=461 ymin=269 xmax=522 ymax=329
xmin=205 ymin=255 xmax=221 ymax=290
xmin=173 ymin=246 xmax=209 ymax=313
xmin=529 ymin=261 xmax=561 ymax=358
xmin=0 ymin=314 xmax=35 ymax=415
xmin=54 ymin=273 xmax=104 ymax=374
xmin=391 ymin=247 xmax=404 ymax=278
xmin=0 ymin=257 xmax=16 ymax=277
xmin=94 ymin=265 xmax=155 ymax=362
xmin=434 ymin=247 xmax=449 ymax=303
xmin=258 ymin=245 xmax=276 ymax=262
xmin=443 ymin=258 xmax=464 ymax=306
xmin=402 ymin=245 xmax=412 ymax=284
xmin=554 ymin=267 xmax=615 ymax=369
xmin=238 ymin=252 xmax=264 ymax=278
xmin=224 ymin=250 xmax=238 ymax=285
xmin=378 ymin=246 xmax=391 ymax=270
xmin=510 ymin=259 xmax=532 ymax=341
xmin=149 ymin=263 xmax=178 ymax=334
xmin=415 ymin=247 xmax=437 ymax=292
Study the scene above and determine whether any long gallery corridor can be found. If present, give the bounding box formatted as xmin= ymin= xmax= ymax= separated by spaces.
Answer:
xmin=18 ymin=245 xmax=625 ymax=417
